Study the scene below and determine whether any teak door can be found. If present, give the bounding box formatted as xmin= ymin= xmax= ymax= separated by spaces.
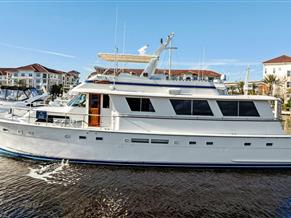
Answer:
xmin=88 ymin=94 xmax=101 ymax=127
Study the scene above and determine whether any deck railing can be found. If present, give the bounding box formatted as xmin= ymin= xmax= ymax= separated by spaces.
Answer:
xmin=9 ymin=107 xmax=114 ymax=129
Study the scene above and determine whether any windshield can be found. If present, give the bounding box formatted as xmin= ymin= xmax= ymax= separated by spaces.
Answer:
xmin=67 ymin=94 xmax=86 ymax=107
xmin=0 ymin=89 xmax=6 ymax=100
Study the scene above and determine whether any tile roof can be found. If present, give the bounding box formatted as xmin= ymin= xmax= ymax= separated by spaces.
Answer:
xmin=263 ymin=55 xmax=291 ymax=64
xmin=0 ymin=63 xmax=75 ymax=76
xmin=91 ymin=67 xmax=221 ymax=78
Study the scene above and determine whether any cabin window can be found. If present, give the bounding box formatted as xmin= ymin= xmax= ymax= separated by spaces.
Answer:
xmin=103 ymin=94 xmax=110 ymax=108
xmin=126 ymin=98 xmax=155 ymax=112
xmin=67 ymin=94 xmax=86 ymax=107
xmin=217 ymin=101 xmax=259 ymax=117
xmin=192 ymin=100 xmax=213 ymax=116
xmin=170 ymin=100 xmax=191 ymax=115
xmin=239 ymin=101 xmax=259 ymax=117
xmin=217 ymin=101 xmax=238 ymax=116
xmin=170 ymin=99 xmax=213 ymax=116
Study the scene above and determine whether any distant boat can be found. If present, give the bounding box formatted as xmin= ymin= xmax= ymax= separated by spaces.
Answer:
xmin=0 ymin=86 xmax=49 ymax=115
xmin=0 ymin=33 xmax=291 ymax=168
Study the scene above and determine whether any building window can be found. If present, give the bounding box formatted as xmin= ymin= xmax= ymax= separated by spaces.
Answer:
xmin=14 ymin=73 xmax=18 ymax=77
xmin=21 ymin=73 xmax=25 ymax=77
xmin=265 ymin=69 xmax=267 ymax=74
xmin=103 ymin=94 xmax=110 ymax=108
xmin=287 ymin=71 xmax=291 ymax=77
xmin=36 ymin=73 xmax=41 ymax=77
xmin=170 ymin=99 xmax=213 ymax=116
xmin=43 ymin=74 xmax=47 ymax=78
xmin=217 ymin=101 xmax=259 ymax=117
xmin=287 ymin=82 xmax=291 ymax=88
xmin=273 ymin=68 xmax=276 ymax=74
xmin=126 ymin=97 xmax=155 ymax=112
xmin=29 ymin=73 xmax=33 ymax=77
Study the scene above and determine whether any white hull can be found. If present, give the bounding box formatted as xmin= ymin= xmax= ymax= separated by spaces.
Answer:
xmin=1 ymin=119 xmax=291 ymax=168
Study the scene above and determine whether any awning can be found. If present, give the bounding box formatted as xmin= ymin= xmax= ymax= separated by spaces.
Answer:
xmin=98 ymin=53 xmax=156 ymax=63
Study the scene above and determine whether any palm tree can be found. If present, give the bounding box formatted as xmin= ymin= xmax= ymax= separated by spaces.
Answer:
xmin=250 ymin=82 xmax=257 ymax=95
xmin=263 ymin=74 xmax=280 ymax=96
xmin=237 ymin=81 xmax=244 ymax=95
xmin=228 ymin=86 xmax=235 ymax=95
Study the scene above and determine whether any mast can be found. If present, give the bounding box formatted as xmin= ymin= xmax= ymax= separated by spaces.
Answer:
xmin=141 ymin=32 xmax=174 ymax=78
xmin=167 ymin=39 xmax=177 ymax=79
xmin=244 ymin=66 xmax=250 ymax=95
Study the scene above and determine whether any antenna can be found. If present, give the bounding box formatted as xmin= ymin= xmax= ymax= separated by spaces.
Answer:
xmin=113 ymin=6 xmax=118 ymax=88
xmin=122 ymin=22 xmax=126 ymax=73
xmin=244 ymin=66 xmax=250 ymax=95
xmin=166 ymin=38 xmax=177 ymax=79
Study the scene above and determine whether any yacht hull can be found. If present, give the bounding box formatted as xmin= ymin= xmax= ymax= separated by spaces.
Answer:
xmin=1 ymin=119 xmax=291 ymax=168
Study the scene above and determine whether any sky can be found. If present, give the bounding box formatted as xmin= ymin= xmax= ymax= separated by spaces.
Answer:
xmin=0 ymin=0 xmax=291 ymax=82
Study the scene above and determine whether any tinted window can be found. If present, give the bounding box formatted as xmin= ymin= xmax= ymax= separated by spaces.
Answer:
xmin=103 ymin=94 xmax=110 ymax=108
xmin=126 ymin=98 xmax=155 ymax=112
xmin=141 ymin=98 xmax=155 ymax=112
xmin=170 ymin=100 xmax=191 ymax=115
xmin=217 ymin=101 xmax=238 ymax=116
xmin=126 ymin=98 xmax=140 ymax=111
xmin=170 ymin=99 xmax=213 ymax=116
xmin=239 ymin=101 xmax=259 ymax=117
xmin=192 ymin=100 xmax=213 ymax=116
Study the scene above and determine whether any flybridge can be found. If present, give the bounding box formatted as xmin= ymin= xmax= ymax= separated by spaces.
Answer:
xmin=97 ymin=33 xmax=175 ymax=78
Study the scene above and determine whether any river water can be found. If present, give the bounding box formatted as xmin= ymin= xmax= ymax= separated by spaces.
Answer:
xmin=0 ymin=120 xmax=291 ymax=217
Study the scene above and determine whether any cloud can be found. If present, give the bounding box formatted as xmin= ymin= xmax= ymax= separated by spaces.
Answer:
xmin=0 ymin=42 xmax=75 ymax=59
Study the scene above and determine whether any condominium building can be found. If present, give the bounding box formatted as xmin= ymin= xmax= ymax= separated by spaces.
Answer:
xmin=263 ymin=55 xmax=291 ymax=101
xmin=0 ymin=63 xmax=80 ymax=92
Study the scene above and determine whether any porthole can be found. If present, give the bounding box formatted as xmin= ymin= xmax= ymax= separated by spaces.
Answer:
xmin=189 ymin=141 xmax=196 ymax=145
xmin=206 ymin=142 xmax=213 ymax=145
xmin=96 ymin=137 xmax=103 ymax=141
xmin=244 ymin=142 xmax=251 ymax=146
xmin=266 ymin=143 xmax=273 ymax=146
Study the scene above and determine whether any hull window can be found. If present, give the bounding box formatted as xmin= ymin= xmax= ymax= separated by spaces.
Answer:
xmin=131 ymin=138 xmax=149 ymax=143
xmin=79 ymin=136 xmax=87 ymax=140
xmin=151 ymin=139 xmax=169 ymax=144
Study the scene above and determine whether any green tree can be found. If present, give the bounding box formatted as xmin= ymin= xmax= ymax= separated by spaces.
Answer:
xmin=237 ymin=81 xmax=244 ymax=95
xmin=249 ymin=82 xmax=257 ymax=95
xmin=50 ymin=84 xmax=63 ymax=99
xmin=16 ymin=79 xmax=26 ymax=87
xmin=263 ymin=74 xmax=280 ymax=96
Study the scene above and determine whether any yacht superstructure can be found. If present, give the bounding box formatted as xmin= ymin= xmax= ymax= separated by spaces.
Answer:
xmin=0 ymin=33 xmax=290 ymax=168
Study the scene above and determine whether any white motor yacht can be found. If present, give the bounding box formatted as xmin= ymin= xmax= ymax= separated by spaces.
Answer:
xmin=0 ymin=33 xmax=291 ymax=168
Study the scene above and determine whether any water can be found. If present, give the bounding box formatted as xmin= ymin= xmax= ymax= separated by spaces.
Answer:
xmin=2 ymin=157 xmax=291 ymax=217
